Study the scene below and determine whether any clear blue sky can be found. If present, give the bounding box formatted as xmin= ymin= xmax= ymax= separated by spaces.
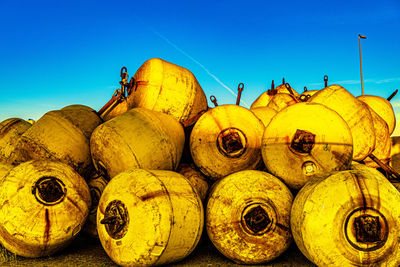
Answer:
xmin=1 ymin=0 xmax=400 ymax=133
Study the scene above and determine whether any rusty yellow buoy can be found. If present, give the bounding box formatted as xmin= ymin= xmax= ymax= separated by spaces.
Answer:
xmin=0 ymin=160 xmax=91 ymax=258
xmin=100 ymin=98 xmax=130 ymax=122
xmin=83 ymin=171 xmax=108 ymax=238
xmin=357 ymin=95 xmax=396 ymax=135
xmin=177 ymin=163 xmax=209 ymax=202
xmin=262 ymin=102 xmax=353 ymax=190
xmin=12 ymin=105 xmax=102 ymax=176
xmin=97 ymin=168 xmax=203 ymax=266
xmin=0 ymin=162 xmax=13 ymax=179
xmin=309 ymin=85 xmax=375 ymax=161
xmin=90 ymin=108 xmax=185 ymax=179
xmin=250 ymin=91 xmax=276 ymax=109
xmin=266 ymin=93 xmax=299 ymax=112
xmin=363 ymin=106 xmax=391 ymax=168
xmin=190 ymin=104 xmax=264 ymax=179
xmin=250 ymin=106 xmax=277 ymax=127
xmin=206 ymin=170 xmax=293 ymax=264
xmin=276 ymin=84 xmax=299 ymax=96
xmin=127 ymin=58 xmax=208 ymax=124
xmin=0 ymin=118 xmax=32 ymax=164
xmin=291 ymin=168 xmax=400 ymax=266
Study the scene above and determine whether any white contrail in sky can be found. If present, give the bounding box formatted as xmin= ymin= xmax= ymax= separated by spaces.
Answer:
xmin=146 ymin=26 xmax=250 ymax=108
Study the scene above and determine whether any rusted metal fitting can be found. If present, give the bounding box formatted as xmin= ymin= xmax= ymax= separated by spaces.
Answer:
xmin=304 ymin=86 xmax=308 ymax=92
xmin=285 ymin=83 xmax=294 ymax=95
xmin=210 ymin=95 xmax=218 ymax=107
xmin=324 ymin=75 xmax=328 ymax=87
xmin=387 ymin=89 xmax=398 ymax=101
xmin=290 ymin=129 xmax=316 ymax=154
xmin=236 ymin=83 xmax=244 ymax=105
xmin=299 ymin=94 xmax=311 ymax=102
xmin=100 ymin=200 xmax=129 ymax=239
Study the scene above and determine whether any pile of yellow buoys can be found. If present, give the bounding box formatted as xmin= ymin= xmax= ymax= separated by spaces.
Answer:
xmin=0 ymin=57 xmax=399 ymax=266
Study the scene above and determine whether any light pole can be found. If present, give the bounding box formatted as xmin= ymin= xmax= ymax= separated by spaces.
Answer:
xmin=359 ymin=34 xmax=367 ymax=95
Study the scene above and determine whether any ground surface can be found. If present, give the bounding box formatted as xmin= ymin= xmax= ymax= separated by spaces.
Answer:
xmin=2 ymin=137 xmax=400 ymax=267
xmin=0 ymin=234 xmax=314 ymax=267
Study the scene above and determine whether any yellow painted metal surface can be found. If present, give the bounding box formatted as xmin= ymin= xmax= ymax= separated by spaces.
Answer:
xmin=0 ymin=118 xmax=31 ymax=163
xmin=262 ymin=102 xmax=353 ymax=190
xmin=291 ymin=168 xmax=400 ymax=266
xmin=206 ymin=170 xmax=293 ymax=264
xmin=250 ymin=106 xmax=277 ymax=128
xmin=97 ymin=168 xmax=203 ymax=266
xmin=357 ymin=95 xmax=396 ymax=136
xmin=250 ymin=92 xmax=275 ymax=109
xmin=90 ymin=108 xmax=185 ymax=179
xmin=266 ymin=93 xmax=299 ymax=112
xmin=363 ymin=106 xmax=391 ymax=168
xmin=11 ymin=106 xmax=102 ymax=177
xmin=177 ymin=163 xmax=209 ymax=202
xmin=190 ymin=104 xmax=264 ymax=179
xmin=309 ymin=85 xmax=375 ymax=161
xmin=0 ymin=160 xmax=91 ymax=258
xmin=128 ymin=58 xmax=208 ymax=123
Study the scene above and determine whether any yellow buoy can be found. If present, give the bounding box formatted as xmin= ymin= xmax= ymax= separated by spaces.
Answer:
xmin=206 ymin=170 xmax=293 ymax=264
xmin=0 ymin=118 xmax=31 ymax=164
xmin=12 ymin=106 xmax=102 ymax=176
xmin=363 ymin=106 xmax=391 ymax=168
xmin=0 ymin=160 xmax=91 ymax=258
xmin=357 ymin=95 xmax=396 ymax=135
xmin=250 ymin=91 xmax=276 ymax=109
xmin=58 ymin=104 xmax=103 ymax=139
xmin=309 ymin=84 xmax=375 ymax=161
xmin=275 ymin=83 xmax=300 ymax=97
xmin=291 ymin=168 xmax=400 ymax=266
xmin=177 ymin=163 xmax=209 ymax=201
xmin=262 ymin=102 xmax=353 ymax=190
xmin=100 ymin=98 xmax=129 ymax=122
xmin=250 ymin=106 xmax=277 ymax=127
xmin=97 ymin=168 xmax=203 ymax=266
xmin=90 ymin=108 xmax=185 ymax=179
xmin=190 ymin=104 xmax=264 ymax=179
xmin=127 ymin=58 xmax=208 ymax=124
xmin=83 ymin=171 xmax=108 ymax=238
xmin=0 ymin=162 xmax=13 ymax=179
xmin=266 ymin=93 xmax=299 ymax=112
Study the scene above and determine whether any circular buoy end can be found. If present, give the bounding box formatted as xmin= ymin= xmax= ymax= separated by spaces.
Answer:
xmin=32 ymin=176 xmax=66 ymax=205
xmin=344 ymin=207 xmax=388 ymax=252
xmin=241 ymin=203 xmax=273 ymax=236
xmin=217 ymin=127 xmax=247 ymax=158
xmin=101 ymin=200 xmax=129 ymax=240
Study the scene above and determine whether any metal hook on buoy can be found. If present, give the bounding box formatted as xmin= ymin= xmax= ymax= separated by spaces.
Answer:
xmin=324 ymin=75 xmax=328 ymax=88
xmin=387 ymin=89 xmax=398 ymax=101
xmin=304 ymin=86 xmax=308 ymax=92
xmin=285 ymin=83 xmax=294 ymax=95
xmin=236 ymin=83 xmax=244 ymax=105
xmin=210 ymin=95 xmax=218 ymax=107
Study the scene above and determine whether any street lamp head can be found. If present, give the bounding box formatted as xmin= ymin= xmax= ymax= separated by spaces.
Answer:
xmin=359 ymin=34 xmax=367 ymax=39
